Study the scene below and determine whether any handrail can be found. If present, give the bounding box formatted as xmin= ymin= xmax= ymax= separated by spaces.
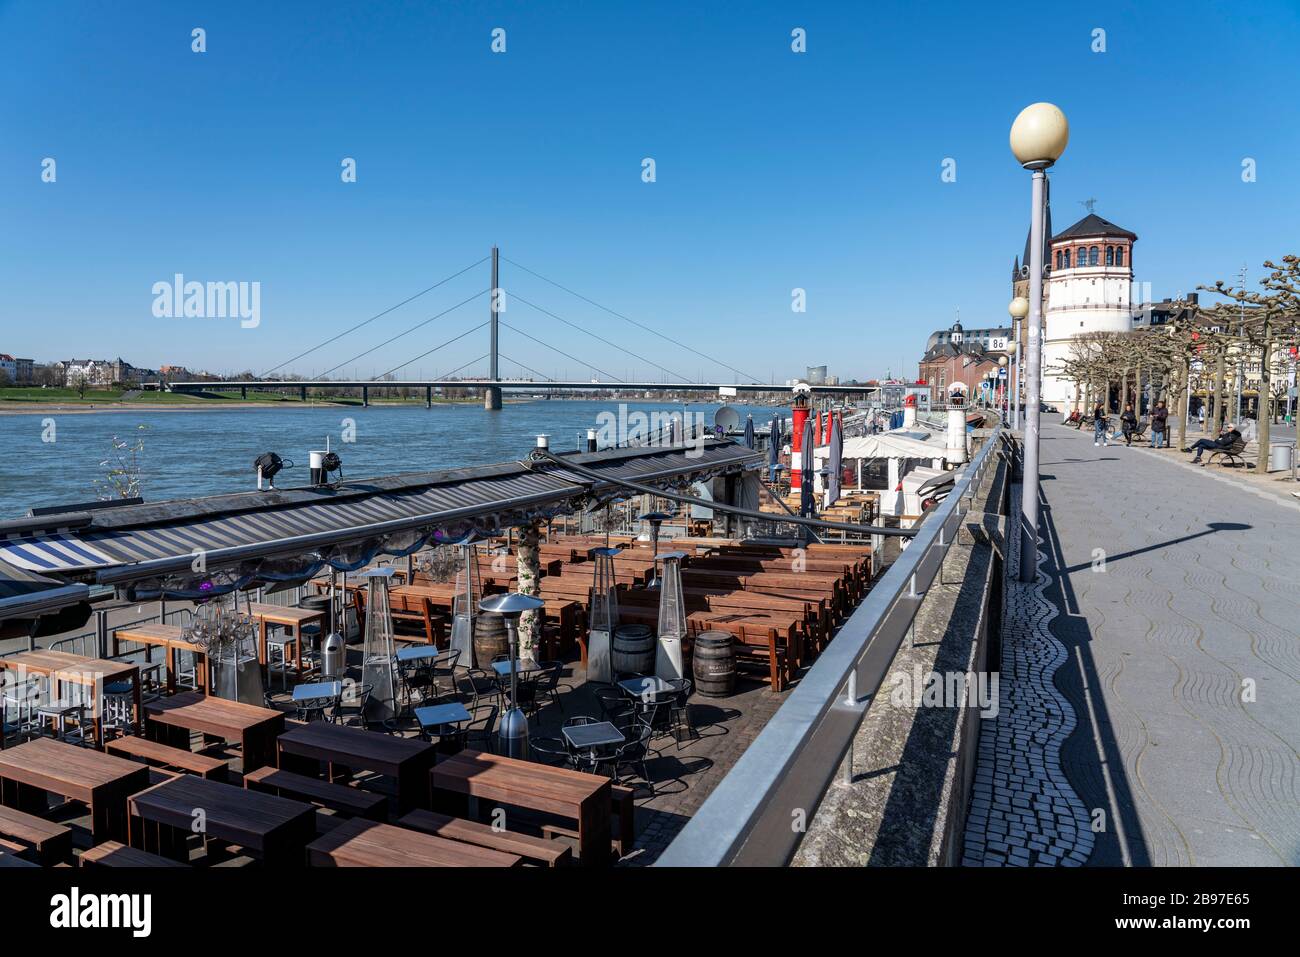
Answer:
xmin=654 ymin=426 xmax=1006 ymax=867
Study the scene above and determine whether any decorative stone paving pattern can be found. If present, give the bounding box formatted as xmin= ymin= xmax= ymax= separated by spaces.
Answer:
xmin=961 ymin=486 xmax=1094 ymax=867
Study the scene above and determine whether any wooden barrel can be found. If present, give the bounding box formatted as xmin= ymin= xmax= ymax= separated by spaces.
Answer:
xmin=472 ymin=612 xmax=509 ymax=668
xmin=611 ymin=624 xmax=655 ymax=676
xmin=692 ymin=630 xmax=735 ymax=697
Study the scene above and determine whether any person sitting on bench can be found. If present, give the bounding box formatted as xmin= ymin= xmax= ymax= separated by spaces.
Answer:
xmin=1185 ymin=422 xmax=1241 ymax=464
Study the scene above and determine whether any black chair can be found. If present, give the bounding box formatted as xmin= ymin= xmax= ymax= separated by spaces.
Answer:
xmin=461 ymin=704 xmax=499 ymax=754
xmin=667 ymin=677 xmax=697 ymax=748
xmin=334 ymin=682 xmax=373 ymax=727
xmin=533 ymin=661 xmax=568 ymax=715
xmin=529 ymin=735 xmax=572 ymax=768
xmin=614 ymin=720 xmax=656 ymax=785
xmin=594 ymin=686 xmax=635 ymax=732
xmin=455 ymin=667 xmax=496 ymax=711
xmin=428 ymin=649 xmax=461 ymax=701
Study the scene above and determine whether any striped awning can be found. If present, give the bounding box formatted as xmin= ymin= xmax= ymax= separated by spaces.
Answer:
xmin=0 ymin=559 xmax=90 ymax=623
xmin=0 ymin=440 xmax=760 ymax=599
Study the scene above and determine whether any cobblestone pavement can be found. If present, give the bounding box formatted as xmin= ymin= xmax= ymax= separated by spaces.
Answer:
xmin=962 ymin=486 xmax=1094 ymax=867
xmin=967 ymin=423 xmax=1300 ymax=867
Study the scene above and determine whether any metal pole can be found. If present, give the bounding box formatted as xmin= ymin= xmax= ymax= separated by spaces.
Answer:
xmin=1012 ymin=317 xmax=1021 ymax=430
xmin=1019 ymin=169 xmax=1046 ymax=583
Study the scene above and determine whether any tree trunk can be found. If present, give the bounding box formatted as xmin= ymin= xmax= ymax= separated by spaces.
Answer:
xmin=1257 ymin=321 xmax=1273 ymax=472
xmin=1176 ymin=359 xmax=1188 ymax=450
xmin=1212 ymin=347 xmax=1226 ymax=435
xmin=515 ymin=520 xmax=543 ymax=660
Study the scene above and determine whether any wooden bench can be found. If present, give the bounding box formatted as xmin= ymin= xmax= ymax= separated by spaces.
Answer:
xmin=541 ymin=783 xmax=637 ymax=857
xmin=397 ymin=808 xmax=572 ymax=867
xmin=1208 ymin=437 xmax=1250 ymax=468
xmin=80 ymin=839 xmax=187 ymax=868
xmin=243 ymin=766 xmax=388 ymax=821
xmin=0 ymin=804 xmax=72 ymax=864
xmin=106 ymin=735 xmax=229 ymax=781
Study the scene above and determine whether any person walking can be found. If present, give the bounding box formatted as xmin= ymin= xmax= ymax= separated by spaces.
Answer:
xmin=1151 ymin=400 xmax=1169 ymax=448
xmin=1120 ymin=404 xmax=1138 ymax=446
xmin=1092 ymin=402 xmax=1108 ymax=447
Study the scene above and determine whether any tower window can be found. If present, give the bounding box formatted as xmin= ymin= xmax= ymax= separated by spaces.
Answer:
xmin=1105 ymin=245 xmax=1114 ymax=266
xmin=1115 ymin=246 xmax=1124 ymax=266
xmin=1061 ymin=249 xmax=1070 ymax=268
xmin=1088 ymin=246 xmax=1099 ymax=266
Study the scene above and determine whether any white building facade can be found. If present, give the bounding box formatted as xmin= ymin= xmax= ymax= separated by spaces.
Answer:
xmin=1040 ymin=214 xmax=1137 ymax=411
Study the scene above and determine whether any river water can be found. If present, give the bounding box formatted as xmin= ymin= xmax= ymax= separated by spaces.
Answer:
xmin=0 ymin=399 xmax=786 ymax=517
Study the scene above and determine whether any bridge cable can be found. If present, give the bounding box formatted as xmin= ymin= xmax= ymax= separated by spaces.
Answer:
xmin=259 ymin=255 xmax=490 ymax=377
xmin=510 ymin=292 xmax=690 ymax=382
xmin=503 ymin=256 xmax=763 ymax=383
xmin=498 ymin=353 xmax=554 ymax=381
xmin=434 ymin=354 xmax=490 ymax=380
xmin=377 ymin=321 xmax=491 ymax=379
xmin=314 ymin=289 xmax=488 ymax=380
xmin=499 ymin=320 xmax=621 ymax=382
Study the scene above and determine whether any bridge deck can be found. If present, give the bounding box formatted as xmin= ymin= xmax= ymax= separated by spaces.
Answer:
xmin=965 ymin=422 xmax=1300 ymax=866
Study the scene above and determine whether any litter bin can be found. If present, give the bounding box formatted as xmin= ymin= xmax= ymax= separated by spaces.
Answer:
xmin=321 ymin=631 xmax=346 ymax=679
xmin=1268 ymin=443 xmax=1294 ymax=472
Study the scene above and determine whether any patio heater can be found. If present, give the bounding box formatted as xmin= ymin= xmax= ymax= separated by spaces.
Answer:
xmin=586 ymin=546 xmax=621 ymax=683
xmin=358 ymin=567 xmax=399 ymax=725
xmin=479 ymin=592 xmax=546 ymax=760
xmin=450 ymin=539 xmax=481 ymax=666
xmin=654 ymin=551 xmax=689 ymax=680
xmin=636 ymin=511 xmax=673 ymax=589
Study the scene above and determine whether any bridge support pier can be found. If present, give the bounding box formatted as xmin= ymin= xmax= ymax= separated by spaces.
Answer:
xmin=241 ymin=386 xmax=247 ymax=400
xmin=484 ymin=386 xmax=502 ymax=411
xmin=426 ymin=386 xmax=432 ymax=409
xmin=362 ymin=386 xmax=369 ymax=408
xmin=299 ymin=385 xmax=307 ymax=402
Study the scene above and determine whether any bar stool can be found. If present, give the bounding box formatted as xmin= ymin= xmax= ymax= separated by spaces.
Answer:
xmin=1 ymin=677 xmax=42 ymax=745
xmin=266 ymin=627 xmax=298 ymax=691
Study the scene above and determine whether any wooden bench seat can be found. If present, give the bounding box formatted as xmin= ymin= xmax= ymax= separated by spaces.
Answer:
xmin=106 ymin=735 xmax=229 ymax=780
xmin=397 ymin=808 xmax=572 ymax=867
xmin=243 ymin=766 xmax=388 ymax=820
xmin=0 ymin=804 xmax=72 ymax=864
xmin=80 ymin=839 xmax=187 ymax=868
xmin=1208 ymin=438 xmax=1251 ymax=468
xmin=542 ymin=784 xmax=635 ymax=856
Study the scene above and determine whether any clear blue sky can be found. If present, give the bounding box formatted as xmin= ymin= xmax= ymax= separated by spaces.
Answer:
xmin=2 ymin=0 xmax=1297 ymax=383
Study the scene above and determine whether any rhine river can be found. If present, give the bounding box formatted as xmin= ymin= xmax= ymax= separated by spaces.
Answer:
xmin=0 ymin=399 xmax=785 ymax=516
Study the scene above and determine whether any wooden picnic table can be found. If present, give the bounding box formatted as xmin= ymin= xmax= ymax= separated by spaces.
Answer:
xmin=0 ymin=738 xmax=150 ymax=844
xmin=395 ymin=583 xmax=581 ymax=657
xmin=248 ymin=602 xmax=325 ymax=674
xmin=144 ymin=691 xmax=284 ymax=772
xmin=305 ymin=816 xmax=522 ymax=867
xmin=113 ymin=623 xmax=210 ymax=694
xmin=277 ymin=720 xmax=435 ymax=813
xmin=431 ymin=749 xmax=611 ymax=866
xmin=127 ymin=773 xmax=314 ymax=864
xmin=0 ymin=649 xmax=141 ymax=743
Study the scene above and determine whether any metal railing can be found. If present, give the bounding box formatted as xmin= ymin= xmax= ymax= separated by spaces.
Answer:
xmin=654 ymin=425 xmax=1008 ymax=867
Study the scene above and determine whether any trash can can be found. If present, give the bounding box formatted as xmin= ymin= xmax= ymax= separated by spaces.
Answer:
xmin=321 ymin=631 xmax=346 ymax=679
xmin=1268 ymin=443 xmax=1294 ymax=473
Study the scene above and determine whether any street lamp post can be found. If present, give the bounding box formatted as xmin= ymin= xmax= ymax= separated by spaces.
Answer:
xmin=1010 ymin=102 xmax=1069 ymax=584
xmin=998 ymin=355 xmax=1009 ymax=421
xmin=1008 ymin=296 xmax=1029 ymax=430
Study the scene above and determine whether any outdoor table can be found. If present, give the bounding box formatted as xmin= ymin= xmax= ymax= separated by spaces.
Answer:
xmin=277 ymin=720 xmax=435 ymax=813
xmin=305 ymin=816 xmax=521 ymax=867
xmin=248 ymin=602 xmax=325 ymax=674
xmin=127 ymin=773 xmax=314 ymax=864
xmin=562 ymin=721 xmax=624 ymax=751
xmin=0 ymin=649 xmax=142 ymax=743
xmin=396 ymin=645 xmax=441 ymax=664
xmin=617 ymin=675 xmax=674 ymax=698
xmin=414 ymin=701 xmax=471 ymax=731
xmin=490 ymin=659 xmax=545 ymax=677
xmin=144 ymin=691 xmax=284 ymax=772
xmin=113 ymin=622 xmax=209 ymax=694
xmin=0 ymin=738 xmax=150 ymax=844
xmin=291 ymin=680 xmax=342 ymax=703
xmin=432 ymin=749 xmax=612 ymax=866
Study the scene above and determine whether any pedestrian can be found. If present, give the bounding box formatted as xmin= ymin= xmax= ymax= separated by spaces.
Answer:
xmin=1184 ymin=421 xmax=1241 ymax=465
xmin=1092 ymin=402 xmax=1108 ymax=447
xmin=1151 ymin=400 xmax=1169 ymax=448
xmin=1197 ymin=405 xmax=1205 ymax=429
xmin=1120 ymin=403 xmax=1138 ymax=446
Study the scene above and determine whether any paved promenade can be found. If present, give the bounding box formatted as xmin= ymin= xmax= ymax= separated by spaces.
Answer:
xmin=966 ymin=422 xmax=1300 ymax=866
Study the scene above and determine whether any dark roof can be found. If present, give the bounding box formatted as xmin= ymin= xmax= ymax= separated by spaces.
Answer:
xmin=0 ymin=440 xmax=762 ymax=599
xmin=1052 ymin=213 xmax=1137 ymax=242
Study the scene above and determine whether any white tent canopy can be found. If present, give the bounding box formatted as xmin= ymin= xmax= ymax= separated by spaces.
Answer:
xmin=815 ymin=428 xmax=945 ymax=462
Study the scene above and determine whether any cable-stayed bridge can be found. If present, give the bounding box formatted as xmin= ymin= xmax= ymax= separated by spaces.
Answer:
xmin=168 ymin=248 xmax=876 ymax=408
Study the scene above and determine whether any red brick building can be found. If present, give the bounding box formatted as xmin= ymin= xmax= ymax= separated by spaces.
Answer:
xmin=918 ymin=322 xmax=1003 ymax=405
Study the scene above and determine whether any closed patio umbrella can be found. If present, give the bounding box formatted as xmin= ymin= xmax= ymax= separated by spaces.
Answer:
xmin=743 ymin=415 xmax=755 ymax=449
xmin=768 ymin=414 xmax=781 ymax=483
xmin=799 ymin=416 xmax=815 ymax=517
xmin=827 ymin=413 xmax=843 ymax=506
